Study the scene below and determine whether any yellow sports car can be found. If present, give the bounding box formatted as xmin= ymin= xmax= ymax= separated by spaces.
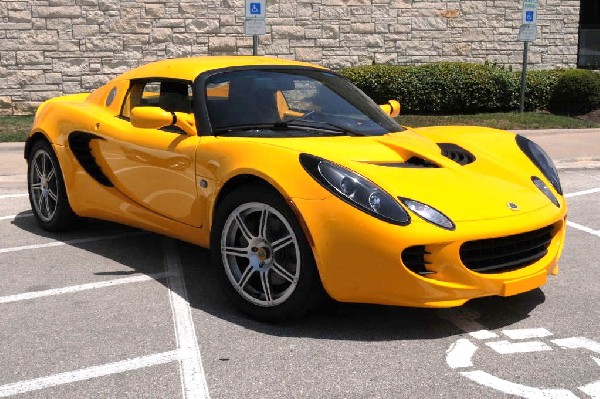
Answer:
xmin=26 ymin=56 xmax=567 ymax=321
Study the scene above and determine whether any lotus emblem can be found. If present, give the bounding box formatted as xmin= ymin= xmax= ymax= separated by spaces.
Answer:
xmin=507 ymin=202 xmax=519 ymax=211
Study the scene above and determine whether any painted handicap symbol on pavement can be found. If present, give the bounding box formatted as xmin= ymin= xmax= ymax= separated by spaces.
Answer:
xmin=446 ymin=327 xmax=600 ymax=398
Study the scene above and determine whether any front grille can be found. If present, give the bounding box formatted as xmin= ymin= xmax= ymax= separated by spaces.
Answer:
xmin=460 ymin=225 xmax=555 ymax=274
xmin=401 ymin=245 xmax=434 ymax=275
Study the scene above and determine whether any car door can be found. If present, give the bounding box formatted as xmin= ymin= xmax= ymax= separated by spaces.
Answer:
xmin=93 ymin=79 xmax=202 ymax=227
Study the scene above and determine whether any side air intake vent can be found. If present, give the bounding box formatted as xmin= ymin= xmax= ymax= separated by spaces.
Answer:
xmin=438 ymin=143 xmax=475 ymax=166
xmin=401 ymin=245 xmax=435 ymax=275
xmin=68 ymin=132 xmax=113 ymax=187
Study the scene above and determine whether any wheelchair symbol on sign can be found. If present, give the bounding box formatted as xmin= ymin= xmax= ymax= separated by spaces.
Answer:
xmin=250 ymin=2 xmax=261 ymax=15
xmin=525 ymin=11 xmax=535 ymax=22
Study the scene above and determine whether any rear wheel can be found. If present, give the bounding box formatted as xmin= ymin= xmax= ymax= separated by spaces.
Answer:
xmin=28 ymin=140 xmax=81 ymax=231
xmin=211 ymin=185 xmax=324 ymax=321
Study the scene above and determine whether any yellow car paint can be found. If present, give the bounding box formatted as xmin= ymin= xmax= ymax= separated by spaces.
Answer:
xmin=27 ymin=56 xmax=567 ymax=309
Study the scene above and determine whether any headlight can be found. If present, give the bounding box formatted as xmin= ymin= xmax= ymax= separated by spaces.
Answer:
xmin=400 ymin=198 xmax=455 ymax=230
xmin=532 ymin=176 xmax=560 ymax=208
xmin=516 ymin=135 xmax=562 ymax=194
xmin=299 ymin=153 xmax=410 ymax=225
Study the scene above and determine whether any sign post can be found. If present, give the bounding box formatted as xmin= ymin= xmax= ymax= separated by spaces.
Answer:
xmin=244 ymin=0 xmax=266 ymax=56
xmin=518 ymin=0 xmax=538 ymax=113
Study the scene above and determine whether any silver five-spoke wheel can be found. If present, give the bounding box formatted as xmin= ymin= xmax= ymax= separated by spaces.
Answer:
xmin=212 ymin=185 xmax=324 ymax=321
xmin=29 ymin=148 xmax=59 ymax=222
xmin=221 ymin=202 xmax=301 ymax=307
xmin=27 ymin=140 xmax=80 ymax=231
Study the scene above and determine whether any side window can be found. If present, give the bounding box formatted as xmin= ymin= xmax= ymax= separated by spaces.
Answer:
xmin=120 ymin=80 xmax=193 ymax=120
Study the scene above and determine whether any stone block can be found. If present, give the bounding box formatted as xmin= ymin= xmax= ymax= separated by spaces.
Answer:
xmin=32 ymin=6 xmax=82 ymax=18
xmin=186 ymin=19 xmax=220 ymax=33
xmin=50 ymin=0 xmax=77 ymax=5
xmin=209 ymin=36 xmax=236 ymax=53
xmin=150 ymin=28 xmax=172 ymax=43
xmin=17 ymin=51 xmax=45 ymax=65
xmin=86 ymin=37 xmax=123 ymax=52
xmin=8 ymin=10 xmax=32 ymax=23
xmin=14 ymin=102 xmax=41 ymax=116
xmin=412 ymin=16 xmax=447 ymax=30
xmin=73 ymin=24 xmax=100 ymax=39
xmin=0 ymin=96 xmax=12 ymax=116
xmin=295 ymin=47 xmax=322 ymax=61
xmin=272 ymin=25 xmax=304 ymax=39
xmin=351 ymin=23 xmax=374 ymax=33
xmin=53 ymin=58 xmax=89 ymax=75
xmin=145 ymin=3 xmax=165 ymax=18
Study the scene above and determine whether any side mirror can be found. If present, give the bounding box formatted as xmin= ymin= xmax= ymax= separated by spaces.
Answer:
xmin=130 ymin=106 xmax=196 ymax=136
xmin=380 ymin=100 xmax=401 ymax=118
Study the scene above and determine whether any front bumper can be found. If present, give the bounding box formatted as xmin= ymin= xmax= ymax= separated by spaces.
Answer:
xmin=293 ymin=195 xmax=567 ymax=308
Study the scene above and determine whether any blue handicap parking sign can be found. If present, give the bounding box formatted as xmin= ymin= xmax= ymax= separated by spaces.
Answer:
xmin=250 ymin=2 xmax=261 ymax=15
xmin=525 ymin=11 xmax=534 ymax=22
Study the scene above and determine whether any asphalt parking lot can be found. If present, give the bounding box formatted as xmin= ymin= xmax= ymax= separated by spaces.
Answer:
xmin=0 ymin=141 xmax=599 ymax=398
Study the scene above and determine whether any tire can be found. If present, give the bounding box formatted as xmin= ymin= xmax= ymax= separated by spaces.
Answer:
xmin=211 ymin=185 xmax=325 ymax=322
xmin=27 ymin=139 xmax=82 ymax=231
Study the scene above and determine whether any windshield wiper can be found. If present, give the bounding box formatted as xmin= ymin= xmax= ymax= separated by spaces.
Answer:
xmin=276 ymin=119 xmax=364 ymax=136
xmin=214 ymin=121 xmax=363 ymax=136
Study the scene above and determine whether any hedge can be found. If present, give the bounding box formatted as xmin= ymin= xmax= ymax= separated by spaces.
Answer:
xmin=339 ymin=62 xmax=599 ymax=115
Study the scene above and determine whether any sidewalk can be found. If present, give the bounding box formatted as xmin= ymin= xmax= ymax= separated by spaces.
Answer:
xmin=0 ymin=128 xmax=599 ymax=177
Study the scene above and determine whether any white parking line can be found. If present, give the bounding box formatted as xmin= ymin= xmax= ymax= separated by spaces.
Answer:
xmin=163 ymin=238 xmax=210 ymax=399
xmin=0 ymin=193 xmax=28 ymax=199
xmin=0 ymin=232 xmax=147 ymax=254
xmin=567 ymin=221 xmax=600 ymax=237
xmin=0 ymin=350 xmax=181 ymax=397
xmin=565 ymin=187 xmax=600 ymax=198
xmin=0 ymin=212 xmax=33 ymax=221
xmin=0 ymin=272 xmax=169 ymax=304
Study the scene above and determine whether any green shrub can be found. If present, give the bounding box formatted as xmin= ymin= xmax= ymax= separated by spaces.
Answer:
xmin=340 ymin=62 xmax=516 ymax=114
xmin=338 ymin=63 xmax=587 ymax=115
xmin=548 ymin=69 xmax=600 ymax=115
xmin=520 ymin=69 xmax=566 ymax=112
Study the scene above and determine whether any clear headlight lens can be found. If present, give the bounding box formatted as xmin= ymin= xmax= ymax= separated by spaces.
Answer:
xmin=401 ymin=198 xmax=455 ymax=230
xmin=532 ymin=176 xmax=560 ymax=208
xmin=516 ymin=135 xmax=562 ymax=194
xmin=300 ymin=154 xmax=410 ymax=225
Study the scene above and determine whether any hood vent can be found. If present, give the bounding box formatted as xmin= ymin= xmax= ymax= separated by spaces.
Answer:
xmin=371 ymin=157 xmax=439 ymax=169
xmin=438 ymin=143 xmax=475 ymax=166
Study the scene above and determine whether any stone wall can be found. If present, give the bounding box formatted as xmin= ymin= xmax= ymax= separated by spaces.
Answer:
xmin=0 ymin=0 xmax=581 ymax=115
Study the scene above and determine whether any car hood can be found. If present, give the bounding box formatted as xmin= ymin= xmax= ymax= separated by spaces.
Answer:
xmin=236 ymin=127 xmax=559 ymax=222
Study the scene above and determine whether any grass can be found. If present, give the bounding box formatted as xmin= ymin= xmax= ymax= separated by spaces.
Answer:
xmin=0 ymin=115 xmax=34 ymax=142
xmin=0 ymin=112 xmax=597 ymax=143
xmin=397 ymin=112 xmax=598 ymax=130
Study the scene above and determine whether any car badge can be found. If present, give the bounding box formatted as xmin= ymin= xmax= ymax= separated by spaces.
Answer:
xmin=507 ymin=202 xmax=519 ymax=211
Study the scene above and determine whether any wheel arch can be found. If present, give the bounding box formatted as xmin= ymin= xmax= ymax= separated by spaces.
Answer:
xmin=210 ymin=173 xmax=315 ymax=249
xmin=24 ymin=131 xmax=52 ymax=160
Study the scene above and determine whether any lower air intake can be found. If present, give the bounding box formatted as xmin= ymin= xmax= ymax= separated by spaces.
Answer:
xmin=459 ymin=225 xmax=555 ymax=274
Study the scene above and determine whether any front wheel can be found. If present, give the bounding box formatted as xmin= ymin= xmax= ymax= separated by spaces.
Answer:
xmin=28 ymin=140 xmax=81 ymax=231
xmin=211 ymin=185 xmax=324 ymax=321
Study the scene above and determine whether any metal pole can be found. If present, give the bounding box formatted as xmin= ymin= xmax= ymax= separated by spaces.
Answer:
xmin=519 ymin=41 xmax=529 ymax=113
xmin=253 ymin=35 xmax=258 ymax=56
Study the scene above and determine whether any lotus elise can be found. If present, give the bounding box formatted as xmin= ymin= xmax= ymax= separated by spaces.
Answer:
xmin=25 ymin=56 xmax=567 ymax=320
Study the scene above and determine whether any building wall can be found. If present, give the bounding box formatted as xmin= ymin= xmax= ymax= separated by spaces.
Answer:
xmin=0 ymin=0 xmax=581 ymax=115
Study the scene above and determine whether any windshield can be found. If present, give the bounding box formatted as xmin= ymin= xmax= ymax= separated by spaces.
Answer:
xmin=203 ymin=69 xmax=403 ymax=137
